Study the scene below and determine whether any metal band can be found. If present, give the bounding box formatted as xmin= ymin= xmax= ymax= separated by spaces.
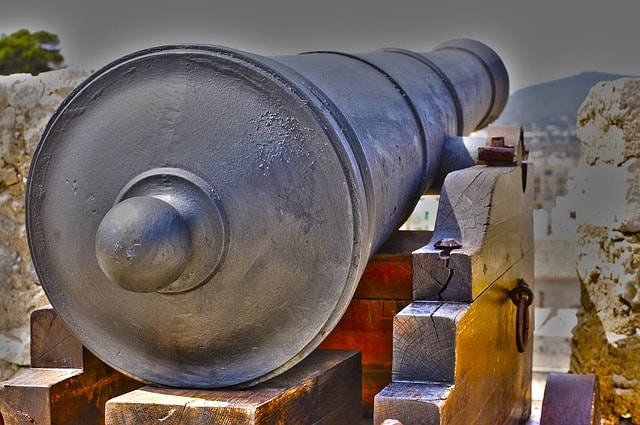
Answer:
xmin=300 ymin=50 xmax=427 ymax=149
xmin=300 ymin=50 xmax=430 ymax=221
xmin=437 ymin=45 xmax=497 ymax=131
xmin=382 ymin=48 xmax=465 ymax=136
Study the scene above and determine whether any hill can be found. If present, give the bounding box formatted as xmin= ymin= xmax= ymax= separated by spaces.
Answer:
xmin=496 ymin=71 xmax=637 ymax=128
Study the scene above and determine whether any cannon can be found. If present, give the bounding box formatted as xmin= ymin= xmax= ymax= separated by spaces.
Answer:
xmin=24 ymin=39 xmax=508 ymax=391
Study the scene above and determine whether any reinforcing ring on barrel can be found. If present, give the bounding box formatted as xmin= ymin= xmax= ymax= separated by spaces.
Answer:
xmin=508 ymin=279 xmax=533 ymax=353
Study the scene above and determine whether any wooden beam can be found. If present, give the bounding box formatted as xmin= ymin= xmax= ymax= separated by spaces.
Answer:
xmin=413 ymin=165 xmax=533 ymax=301
xmin=105 ymin=350 xmax=361 ymax=425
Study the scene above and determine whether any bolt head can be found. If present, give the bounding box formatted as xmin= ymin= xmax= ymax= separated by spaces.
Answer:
xmin=434 ymin=238 xmax=462 ymax=250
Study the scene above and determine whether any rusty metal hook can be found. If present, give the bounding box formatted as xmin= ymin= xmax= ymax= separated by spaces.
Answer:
xmin=508 ymin=279 xmax=533 ymax=353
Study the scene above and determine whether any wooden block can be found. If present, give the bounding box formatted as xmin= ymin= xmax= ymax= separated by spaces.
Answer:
xmin=0 ymin=307 xmax=142 ymax=425
xmin=0 ymin=368 xmax=84 ymax=425
xmin=105 ymin=350 xmax=361 ymax=425
xmin=374 ymin=381 xmax=453 ymax=425
xmin=392 ymin=302 xmax=470 ymax=383
xmin=0 ymin=351 xmax=142 ymax=425
xmin=354 ymin=230 xmax=430 ymax=300
xmin=30 ymin=307 xmax=83 ymax=369
xmin=374 ymin=165 xmax=534 ymax=424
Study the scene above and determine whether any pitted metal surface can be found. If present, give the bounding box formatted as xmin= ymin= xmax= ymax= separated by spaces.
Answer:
xmin=26 ymin=40 xmax=508 ymax=388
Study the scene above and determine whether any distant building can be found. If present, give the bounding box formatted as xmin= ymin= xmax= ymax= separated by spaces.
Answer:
xmin=533 ymin=209 xmax=551 ymax=239
xmin=531 ymin=154 xmax=578 ymax=211
xmin=551 ymin=194 xmax=579 ymax=237
xmin=533 ymin=237 xmax=580 ymax=372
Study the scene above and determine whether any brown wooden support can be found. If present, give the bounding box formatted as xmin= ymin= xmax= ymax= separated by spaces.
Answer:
xmin=375 ymin=252 xmax=534 ymax=425
xmin=319 ymin=230 xmax=430 ymax=416
xmin=0 ymin=307 xmax=142 ymax=425
xmin=374 ymin=163 xmax=535 ymax=425
xmin=30 ymin=308 xmax=84 ymax=369
xmin=105 ymin=350 xmax=361 ymax=425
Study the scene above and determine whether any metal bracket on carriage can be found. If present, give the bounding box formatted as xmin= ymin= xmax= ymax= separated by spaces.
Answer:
xmin=478 ymin=124 xmax=528 ymax=167
xmin=426 ymin=124 xmax=528 ymax=195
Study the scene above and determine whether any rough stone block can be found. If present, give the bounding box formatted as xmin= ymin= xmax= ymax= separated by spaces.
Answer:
xmin=575 ymin=224 xmax=640 ymax=336
xmin=567 ymin=158 xmax=640 ymax=232
xmin=0 ymin=69 xmax=88 ymax=380
xmin=577 ymin=78 xmax=640 ymax=166
xmin=571 ymin=76 xmax=640 ymax=423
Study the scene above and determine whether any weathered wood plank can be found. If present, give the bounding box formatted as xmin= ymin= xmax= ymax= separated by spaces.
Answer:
xmin=447 ymin=252 xmax=533 ymax=425
xmin=105 ymin=350 xmax=361 ymax=425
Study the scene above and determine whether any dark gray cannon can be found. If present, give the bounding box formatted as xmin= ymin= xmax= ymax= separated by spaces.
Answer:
xmin=26 ymin=39 xmax=508 ymax=388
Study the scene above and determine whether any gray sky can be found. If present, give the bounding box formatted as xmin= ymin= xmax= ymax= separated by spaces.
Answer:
xmin=2 ymin=0 xmax=638 ymax=92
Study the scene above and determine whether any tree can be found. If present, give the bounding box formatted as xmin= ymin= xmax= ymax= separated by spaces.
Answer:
xmin=0 ymin=29 xmax=64 ymax=75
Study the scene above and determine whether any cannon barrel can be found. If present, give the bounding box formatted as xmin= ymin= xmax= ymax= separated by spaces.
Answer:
xmin=26 ymin=39 xmax=508 ymax=388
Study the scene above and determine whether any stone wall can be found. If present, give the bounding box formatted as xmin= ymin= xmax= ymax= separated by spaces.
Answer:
xmin=570 ymin=78 xmax=640 ymax=424
xmin=0 ymin=69 xmax=89 ymax=380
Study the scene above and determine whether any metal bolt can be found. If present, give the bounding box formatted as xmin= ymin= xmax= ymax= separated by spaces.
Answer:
xmin=433 ymin=238 xmax=462 ymax=298
xmin=434 ymin=238 xmax=462 ymax=250
xmin=434 ymin=238 xmax=462 ymax=264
